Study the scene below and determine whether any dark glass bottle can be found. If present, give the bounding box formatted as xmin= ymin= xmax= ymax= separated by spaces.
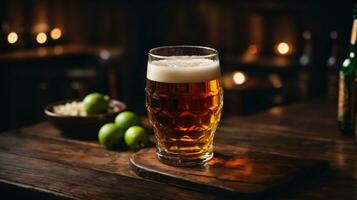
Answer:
xmin=338 ymin=4 xmax=357 ymax=135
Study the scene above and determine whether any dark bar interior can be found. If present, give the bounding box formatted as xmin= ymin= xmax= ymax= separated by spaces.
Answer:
xmin=0 ymin=1 xmax=356 ymax=199
xmin=0 ymin=0 xmax=352 ymax=131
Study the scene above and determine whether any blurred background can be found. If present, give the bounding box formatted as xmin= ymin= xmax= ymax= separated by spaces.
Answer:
xmin=0 ymin=0 xmax=354 ymax=131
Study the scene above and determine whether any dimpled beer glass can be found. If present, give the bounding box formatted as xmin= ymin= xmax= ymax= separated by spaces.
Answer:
xmin=145 ymin=46 xmax=223 ymax=166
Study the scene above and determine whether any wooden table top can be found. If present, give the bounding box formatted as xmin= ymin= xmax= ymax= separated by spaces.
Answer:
xmin=0 ymin=99 xmax=356 ymax=200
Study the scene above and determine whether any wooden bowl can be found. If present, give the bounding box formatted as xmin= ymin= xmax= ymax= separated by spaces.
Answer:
xmin=44 ymin=99 xmax=127 ymax=139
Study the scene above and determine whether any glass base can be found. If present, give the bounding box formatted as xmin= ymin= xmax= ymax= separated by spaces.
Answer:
xmin=156 ymin=150 xmax=213 ymax=167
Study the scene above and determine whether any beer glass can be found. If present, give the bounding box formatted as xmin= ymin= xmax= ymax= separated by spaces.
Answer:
xmin=146 ymin=46 xmax=223 ymax=166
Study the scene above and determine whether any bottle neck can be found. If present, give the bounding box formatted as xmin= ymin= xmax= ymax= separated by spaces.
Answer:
xmin=350 ymin=19 xmax=357 ymax=45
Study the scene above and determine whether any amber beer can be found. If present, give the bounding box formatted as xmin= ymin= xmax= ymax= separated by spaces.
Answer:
xmin=146 ymin=46 xmax=223 ymax=166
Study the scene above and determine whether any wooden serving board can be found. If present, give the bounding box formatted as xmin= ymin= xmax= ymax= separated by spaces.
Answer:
xmin=130 ymin=145 xmax=329 ymax=198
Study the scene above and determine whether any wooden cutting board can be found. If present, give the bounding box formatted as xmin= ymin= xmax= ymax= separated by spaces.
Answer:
xmin=130 ymin=145 xmax=329 ymax=198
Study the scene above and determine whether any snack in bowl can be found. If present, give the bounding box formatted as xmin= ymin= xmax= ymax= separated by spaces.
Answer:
xmin=44 ymin=93 xmax=126 ymax=137
xmin=53 ymin=101 xmax=87 ymax=116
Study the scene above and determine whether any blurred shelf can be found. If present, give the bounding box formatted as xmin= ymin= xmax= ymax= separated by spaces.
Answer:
xmin=0 ymin=44 xmax=122 ymax=63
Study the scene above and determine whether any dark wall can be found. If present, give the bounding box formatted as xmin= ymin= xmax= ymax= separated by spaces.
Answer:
xmin=0 ymin=0 xmax=354 ymax=114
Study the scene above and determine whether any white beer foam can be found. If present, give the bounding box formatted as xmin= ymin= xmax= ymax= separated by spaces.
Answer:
xmin=147 ymin=57 xmax=220 ymax=83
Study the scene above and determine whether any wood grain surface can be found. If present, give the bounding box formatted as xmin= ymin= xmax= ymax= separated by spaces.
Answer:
xmin=0 ymin=99 xmax=356 ymax=199
xmin=130 ymin=145 xmax=329 ymax=198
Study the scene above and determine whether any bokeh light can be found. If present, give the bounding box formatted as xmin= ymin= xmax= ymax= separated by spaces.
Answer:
xmin=233 ymin=71 xmax=246 ymax=85
xmin=277 ymin=42 xmax=290 ymax=55
xmin=50 ymin=28 xmax=62 ymax=40
xmin=36 ymin=32 xmax=47 ymax=44
xmin=269 ymin=74 xmax=283 ymax=88
xmin=7 ymin=32 xmax=18 ymax=44
xmin=247 ymin=44 xmax=258 ymax=55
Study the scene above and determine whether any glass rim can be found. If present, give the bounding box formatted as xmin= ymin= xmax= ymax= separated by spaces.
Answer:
xmin=148 ymin=45 xmax=218 ymax=59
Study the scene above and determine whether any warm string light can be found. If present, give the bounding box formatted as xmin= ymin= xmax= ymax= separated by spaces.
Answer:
xmin=36 ymin=32 xmax=47 ymax=44
xmin=33 ymin=24 xmax=62 ymax=44
xmin=276 ymin=42 xmax=290 ymax=55
xmin=269 ymin=74 xmax=283 ymax=88
xmin=7 ymin=32 xmax=18 ymax=44
xmin=247 ymin=44 xmax=258 ymax=55
xmin=233 ymin=71 xmax=246 ymax=85
xmin=50 ymin=28 xmax=62 ymax=40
